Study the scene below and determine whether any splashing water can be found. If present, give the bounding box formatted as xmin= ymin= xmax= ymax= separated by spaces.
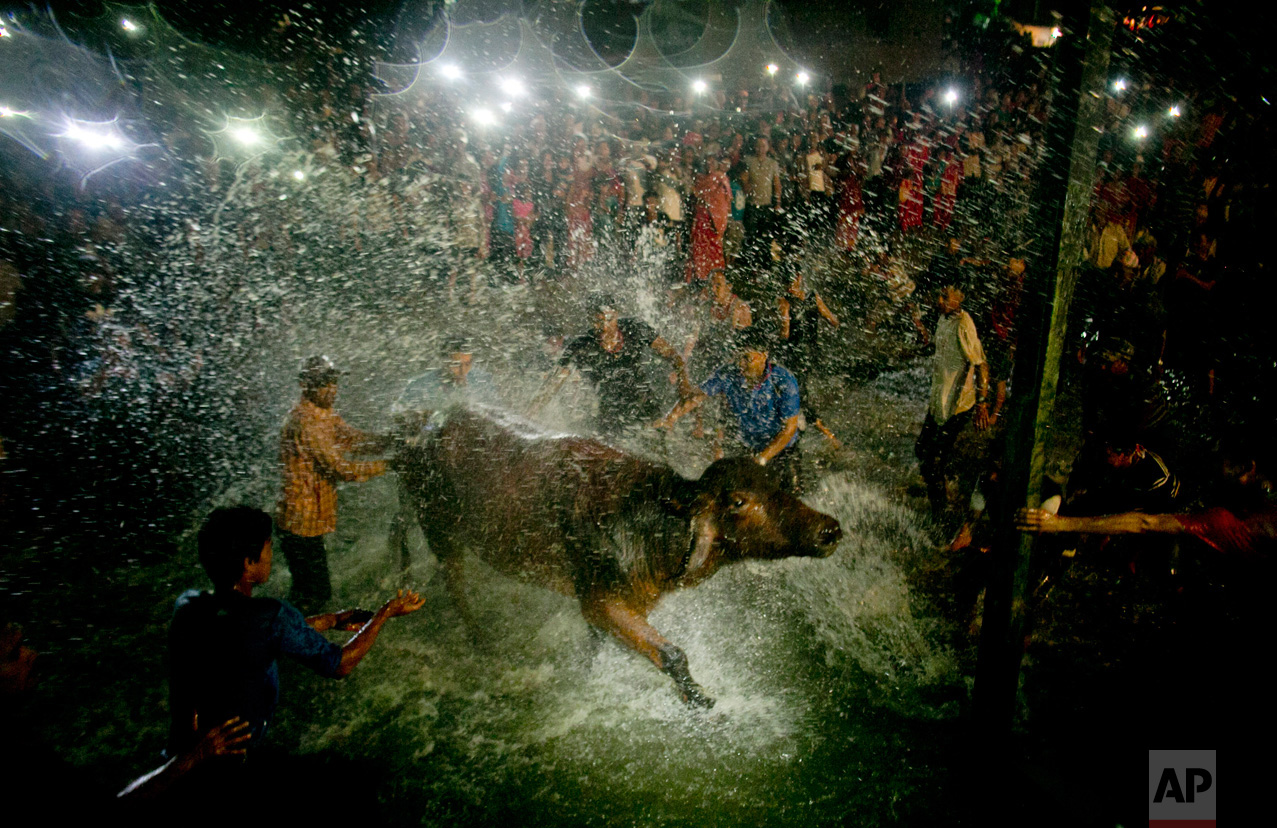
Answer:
xmin=250 ymin=453 xmax=965 ymax=826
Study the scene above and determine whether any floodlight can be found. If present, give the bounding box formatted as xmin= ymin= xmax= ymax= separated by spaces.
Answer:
xmin=499 ymin=77 xmax=525 ymax=97
xmin=65 ymin=122 xmax=125 ymax=151
xmin=796 ymin=71 xmax=810 ymax=85
xmin=440 ymin=64 xmax=462 ymax=80
xmin=575 ymin=84 xmax=591 ymax=99
xmin=765 ymin=64 xmax=778 ymax=76
xmin=692 ymin=79 xmax=708 ymax=94
xmin=231 ymin=127 xmax=261 ymax=146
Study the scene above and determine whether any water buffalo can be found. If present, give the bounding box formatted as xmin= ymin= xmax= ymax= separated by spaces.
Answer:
xmin=397 ymin=406 xmax=842 ymax=707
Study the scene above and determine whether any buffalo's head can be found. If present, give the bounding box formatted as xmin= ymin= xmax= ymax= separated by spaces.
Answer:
xmin=668 ymin=457 xmax=841 ymax=578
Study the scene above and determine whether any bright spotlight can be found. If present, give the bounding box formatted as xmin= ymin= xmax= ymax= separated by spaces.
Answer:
xmin=0 ymin=104 xmax=26 ymax=118
xmin=943 ymin=88 xmax=958 ymax=106
xmin=499 ymin=77 xmax=525 ymax=97
xmin=1168 ymin=105 xmax=1181 ymax=118
xmin=439 ymin=63 xmax=462 ymax=80
xmin=1113 ymin=78 xmax=1128 ymax=92
xmin=765 ymin=64 xmax=779 ymax=76
xmin=471 ymin=108 xmax=496 ymax=126
xmin=796 ymin=70 xmax=810 ymax=86
xmin=1133 ymin=124 xmax=1149 ymax=140
xmin=292 ymin=169 xmax=306 ymax=181
xmin=1051 ymin=26 xmax=1062 ymax=39
xmin=231 ymin=127 xmax=261 ymax=146
xmin=0 ymin=23 xmax=10 ymax=38
xmin=692 ymin=79 xmax=708 ymax=94
xmin=500 ymin=101 xmax=513 ymax=113
xmin=574 ymin=84 xmax=591 ymax=99
xmin=65 ymin=122 xmax=125 ymax=151
xmin=120 ymin=18 xmax=139 ymax=33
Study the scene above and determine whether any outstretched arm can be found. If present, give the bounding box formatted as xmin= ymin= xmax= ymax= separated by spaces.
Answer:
xmin=654 ymin=390 xmax=709 ymax=430
xmin=118 ymin=716 xmax=252 ymax=802
xmin=334 ymin=589 xmax=425 ymax=677
xmin=1016 ymin=508 xmax=1188 ymax=536
xmin=650 ymin=336 xmax=694 ymax=397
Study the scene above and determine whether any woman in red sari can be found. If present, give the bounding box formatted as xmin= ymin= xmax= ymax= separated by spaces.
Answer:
xmin=685 ymin=157 xmax=732 ymax=283
xmin=833 ymin=151 xmax=865 ymax=253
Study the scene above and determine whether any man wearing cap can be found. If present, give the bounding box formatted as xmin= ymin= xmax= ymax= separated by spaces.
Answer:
xmin=654 ymin=328 xmax=804 ymax=492
xmin=388 ymin=336 xmax=500 ymax=572
xmin=531 ymin=294 xmax=692 ymax=438
xmin=277 ymin=356 xmax=389 ymax=612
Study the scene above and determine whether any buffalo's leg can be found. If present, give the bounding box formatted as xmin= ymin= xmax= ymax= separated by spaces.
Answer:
xmin=420 ymin=529 xmax=482 ymax=644
xmin=581 ymin=597 xmax=714 ymax=709
xmin=389 ymin=483 xmax=414 ymax=577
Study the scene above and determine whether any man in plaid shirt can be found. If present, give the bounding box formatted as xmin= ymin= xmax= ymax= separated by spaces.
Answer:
xmin=277 ymin=356 xmax=389 ymax=612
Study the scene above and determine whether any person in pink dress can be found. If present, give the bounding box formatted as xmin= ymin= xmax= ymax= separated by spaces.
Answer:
xmin=685 ymin=157 xmax=732 ymax=283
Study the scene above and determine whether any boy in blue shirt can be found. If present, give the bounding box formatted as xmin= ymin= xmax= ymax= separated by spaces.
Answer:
xmin=655 ymin=327 xmax=804 ymax=491
xmin=168 ymin=506 xmax=424 ymax=759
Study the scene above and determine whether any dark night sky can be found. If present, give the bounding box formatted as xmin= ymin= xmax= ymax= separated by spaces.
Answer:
xmin=8 ymin=1 xmax=1274 ymax=101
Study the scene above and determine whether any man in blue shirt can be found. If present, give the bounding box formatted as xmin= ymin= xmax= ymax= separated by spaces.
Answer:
xmin=392 ymin=335 xmax=500 ymax=429
xmin=168 ymin=506 xmax=424 ymax=761
xmin=655 ymin=327 xmax=804 ymax=491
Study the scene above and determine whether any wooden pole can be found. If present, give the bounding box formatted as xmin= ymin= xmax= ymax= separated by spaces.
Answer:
xmin=972 ymin=0 xmax=1114 ymax=734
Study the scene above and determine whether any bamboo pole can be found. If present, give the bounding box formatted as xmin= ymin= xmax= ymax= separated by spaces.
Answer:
xmin=973 ymin=0 xmax=1114 ymax=734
